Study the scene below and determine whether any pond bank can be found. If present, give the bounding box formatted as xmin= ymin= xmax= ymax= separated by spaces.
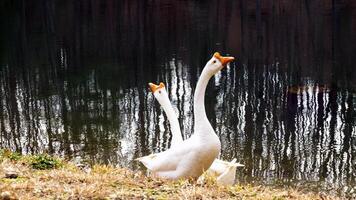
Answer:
xmin=0 ymin=150 xmax=343 ymax=199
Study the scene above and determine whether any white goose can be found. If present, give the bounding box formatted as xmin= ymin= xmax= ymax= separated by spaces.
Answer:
xmin=148 ymin=82 xmax=244 ymax=185
xmin=148 ymin=82 xmax=183 ymax=148
xmin=136 ymin=52 xmax=234 ymax=180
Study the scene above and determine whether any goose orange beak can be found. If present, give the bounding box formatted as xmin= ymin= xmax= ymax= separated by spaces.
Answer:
xmin=213 ymin=52 xmax=235 ymax=66
xmin=148 ymin=82 xmax=165 ymax=93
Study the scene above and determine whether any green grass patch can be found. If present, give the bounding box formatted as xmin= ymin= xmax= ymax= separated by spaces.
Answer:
xmin=30 ymin=154 xmax=62 ymax=170
xmin=0 ymin=149 xmax=22 ymax=161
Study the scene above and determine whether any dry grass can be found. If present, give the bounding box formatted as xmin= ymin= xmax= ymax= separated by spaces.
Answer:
xmin=0 ymin=151 xmax=344 ymax=200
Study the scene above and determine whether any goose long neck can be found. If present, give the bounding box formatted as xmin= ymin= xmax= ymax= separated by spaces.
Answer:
xmin=193 ymin=68 xmax=212 ymax=126
xmin=161 ymin=100 xmax=183 ymax=146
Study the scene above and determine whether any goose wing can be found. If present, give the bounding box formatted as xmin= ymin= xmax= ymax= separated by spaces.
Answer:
xmin=136 ymin=137 xmax=199 ymax=172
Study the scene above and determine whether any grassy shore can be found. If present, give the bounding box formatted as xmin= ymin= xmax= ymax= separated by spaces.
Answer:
xmin=0 ymin=150 xmax=343 ymax=200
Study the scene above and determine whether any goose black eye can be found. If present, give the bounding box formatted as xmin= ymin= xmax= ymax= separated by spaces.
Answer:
xmin=158 ymin=91 xmax=161 ymax=94
xmin=213 ymin=60 xmax=216 ymax=64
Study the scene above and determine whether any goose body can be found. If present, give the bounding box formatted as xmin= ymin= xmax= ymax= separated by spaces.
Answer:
xmin=136 ymin=52 xmax=234 ymax=180
xmin=146 ymin=82 xmax=244 ymax=184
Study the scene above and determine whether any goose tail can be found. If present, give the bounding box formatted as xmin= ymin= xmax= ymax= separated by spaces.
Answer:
xmin=229 ymin=158 xmax=244 ymax=168
xmin=135 ymin=154 xmax=157 ymax=170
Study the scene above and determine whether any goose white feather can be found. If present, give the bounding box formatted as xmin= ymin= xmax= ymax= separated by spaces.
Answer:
xmin=215 ymin=159 xmax=240 ymax=185
xmin=148 ymin=82 xmax=244 ymax=185
xmin=136 ymin=52 xmax=234 ymax=180
xmin=148 ymin=82 xmax=183 ymax=148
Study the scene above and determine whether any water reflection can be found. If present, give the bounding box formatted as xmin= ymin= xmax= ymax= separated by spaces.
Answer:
xmin=0 ymin=0 xmax=355 ymax=195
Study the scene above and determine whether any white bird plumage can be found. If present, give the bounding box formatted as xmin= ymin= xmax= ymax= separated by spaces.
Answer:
xmin=147 ymin=82 xmax=244 ymax=185
xmin=148 ymin=82 xmax=183 ymax=148
xmin=136 ymin=52 xmax=235 ymax=180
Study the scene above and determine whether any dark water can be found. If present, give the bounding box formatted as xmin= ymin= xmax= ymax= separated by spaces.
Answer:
xmin=1 ymin=0 xmax=356 ymax=196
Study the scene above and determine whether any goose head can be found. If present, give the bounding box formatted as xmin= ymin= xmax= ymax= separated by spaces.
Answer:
xmin=204 ymin=52 xmax=235 ymax=75
xmin=148 ymin=82 xmax=170 ymax=107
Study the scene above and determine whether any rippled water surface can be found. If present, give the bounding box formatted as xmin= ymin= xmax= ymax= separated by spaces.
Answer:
xmin=1 ymin=0 xmax=355 ymax=195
